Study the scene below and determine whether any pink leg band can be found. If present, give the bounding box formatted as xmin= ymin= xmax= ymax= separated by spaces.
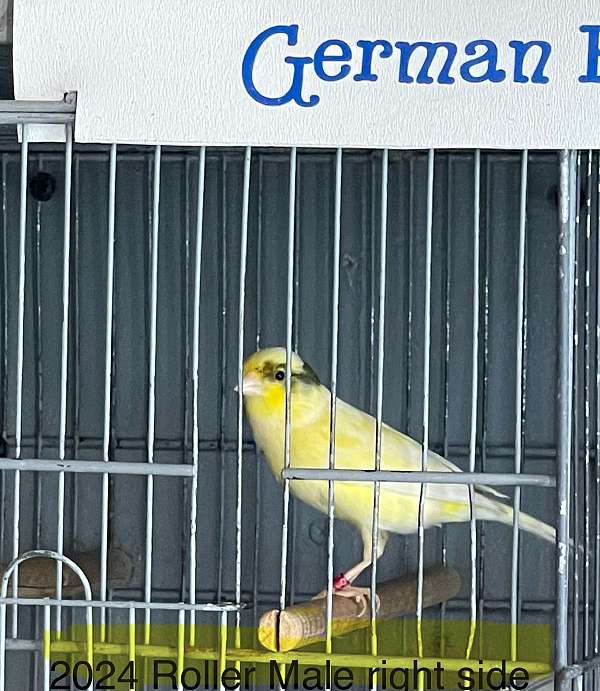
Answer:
xmin=333 ymin=573 xmax=349 ymax=591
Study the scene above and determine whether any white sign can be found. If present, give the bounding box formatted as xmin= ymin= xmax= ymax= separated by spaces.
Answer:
xmin=12 ymin=0 xmax=600 ymax=148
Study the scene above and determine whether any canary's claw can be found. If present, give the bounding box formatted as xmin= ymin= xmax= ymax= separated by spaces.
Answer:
xmin=331 ymin=585 xmax=380 ymax=616
xmin=312 ymin=575 xmax=380 ymax=617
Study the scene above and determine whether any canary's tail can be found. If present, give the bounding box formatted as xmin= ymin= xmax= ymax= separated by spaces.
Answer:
xmin=509 ymin=510 xmax=556 ymax=544
xmin=476 ymin=498 xmax=555 ymax=544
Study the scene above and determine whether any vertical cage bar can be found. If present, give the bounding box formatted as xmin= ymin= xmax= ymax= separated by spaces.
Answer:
xmin=402 ymin=157 xmax=415 ymax=657
xmin=33 ymin=150 xmax=46 ymax=691
xmin=100 ymin=143 xmax=117 ymax=642
xmin=70 ymin=156 xmax=82 ymax=689
xmin=252 ymin=156 xmax=264 ymax=653
xmin=12 ymin=123 xmax=29 ymax=638
xmin=43 ymin=604 xmax=50 ymax=690
xmin=255 ymin=156 xmax=263 ymax=355
xmin=0 ymin=601 xmax=5 ymax=691
xmin=406 ymin=158 xmax=415 ymax=431
xmin=189 ymin=146 xmax=206 ymax=646
xmin=361 ymin=155 xmax=376 ymax=684
xmin=324 ymin=147 xmax=342 ymax=654
xmin=573 ymin=152 xmax=582 ymax=665
xmin=55 ymin=121 xmax=73 ymax=637
xmin=594 ymin=153 xmax=600 ymax=660
xmin=0 ymin=154 xmax=5 ymax=567
xmin=235 ymin=146 xmax=251 ymax=649
xmin=144 ymin=144 xmax=161 ymax=643
xmin=85 ymin=603 xmax=93 ymax=667
xmin=0 ymin=153 xmax=6 ymax=453
xmin=416 ymin=149 xmax=435 ymax=658
xmin=369 ymin=148 xmax=389 ymax=658
xmin=128 ymin=607 xmax=135 ymax=681
xmin=33 ymin=156 xmax=43 ymax=560
xmin=32 ymin=155 xmax=44 ymax=691
xmin=217 ymin=156 xmax=228 ymax=603
xmin=180 ymin=154 xmax=192 ymax=605
xmin=280 ymin=146 xmax=297 ymax=616
xmin=218 ymin=610 xmax=228 ymax=691
xmin=289 ymin=157 xmax=302 ymax=607
xmin=510 ymin=150 xmax=528 ymax=661
xmin=440 ymin=154 xmax=452 ymax=657
xmin=555 ymin=149 xmax=577 ymax=687
xmin=584 ymin=150 xmax=593 ymax=660
xmin=176 ymin=608 xmax=185 ymax=691
xmin=0 ymin=152 xmax=6 ymax=563
xmin=465 ymin=149 xmax=480 ymax=661
xmin=70 ymin=157 xmax=81 ymax=688
xmin=478 ymin=153 xmax=493 ymax=659
xmin=368 ymin=155 xmax=378 ymax=418
xmin=72 ymin=152 xmax=81 ymax=519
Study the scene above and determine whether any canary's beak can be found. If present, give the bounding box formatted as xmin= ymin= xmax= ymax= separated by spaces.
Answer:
xmin=242 ymin=372 xmax=263 ymax=397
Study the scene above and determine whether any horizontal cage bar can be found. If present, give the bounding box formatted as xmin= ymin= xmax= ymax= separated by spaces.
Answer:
xmin=0 ymin=597 xmax=242 ymax=612
xmin=282 ymin=468 xmax=556 ymax=487
xmin=0 ymin=458 xmax=194 ymax=476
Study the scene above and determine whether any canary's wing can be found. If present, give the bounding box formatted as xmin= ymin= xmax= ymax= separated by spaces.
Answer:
xmin=333 ymin=397 xmax=508 ymax=503
xmin=385 ymin=429 xmax=508 ymax=501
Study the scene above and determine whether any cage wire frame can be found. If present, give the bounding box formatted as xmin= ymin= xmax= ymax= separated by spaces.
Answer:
xmin=0 ymin=93 xmax=592 ymax=691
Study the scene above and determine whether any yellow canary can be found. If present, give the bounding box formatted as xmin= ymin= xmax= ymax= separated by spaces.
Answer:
xmin=242 ymin=347 xmax=554 ymax=599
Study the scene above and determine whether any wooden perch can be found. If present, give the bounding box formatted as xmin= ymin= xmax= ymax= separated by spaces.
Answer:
xmin=259 ymin=565 xmax=460 ymax=652
xmin=0 ymin=548 xmax=133 ymax=597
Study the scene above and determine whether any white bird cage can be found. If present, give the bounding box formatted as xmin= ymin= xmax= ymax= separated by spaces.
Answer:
xmin=0 ymin=91 xmax=593 ymax=691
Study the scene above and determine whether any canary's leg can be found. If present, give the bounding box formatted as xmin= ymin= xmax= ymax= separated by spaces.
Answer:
xmin=313 ymin=529 xmax=388 ymax=615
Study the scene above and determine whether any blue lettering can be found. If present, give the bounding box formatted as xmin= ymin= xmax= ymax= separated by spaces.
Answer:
xmin=395 ymin=41 xmax=457 ymax=84
xmin=460 ymin=40 xmax=506 ymax=82
xmin=579 ymin=25 xmax=600 ymax=82
xmin=241 ymin=24 xmax=318 ymax=107
xmin=354 ymin=39 xmax=394 ymax=81
xmin=509 ymin=40 xmax=551 ymax=83
xmin=314 ymin=39 xmax=352 ymax=81
xmin=241 ymin=25 xmax=556 ymax=107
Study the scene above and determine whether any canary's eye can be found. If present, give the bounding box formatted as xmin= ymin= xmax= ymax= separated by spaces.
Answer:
xmin=275 ymin=369 xmax=285 ymax=381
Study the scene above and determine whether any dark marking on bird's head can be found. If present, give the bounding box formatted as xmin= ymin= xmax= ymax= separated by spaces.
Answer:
xmin=259 ymin=361 xmax=277 ymax=379
xmin=295 ymin=361 xmax=320 ymax=386
xmin=242 ymin=347 xmax=321 ymax=397
xmin=266 ymin=358 xmax=320 ymax=387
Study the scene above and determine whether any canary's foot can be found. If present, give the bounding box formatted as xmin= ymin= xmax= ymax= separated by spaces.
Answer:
xmin=331 ymin=585 xmax=381 ymax=617
xmin=312 ymin=574 xmax=380 ymax=617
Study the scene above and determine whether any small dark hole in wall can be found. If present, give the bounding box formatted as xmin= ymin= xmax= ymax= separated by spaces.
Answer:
xmin=28 ymin=171 xmax=56 ymax=202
